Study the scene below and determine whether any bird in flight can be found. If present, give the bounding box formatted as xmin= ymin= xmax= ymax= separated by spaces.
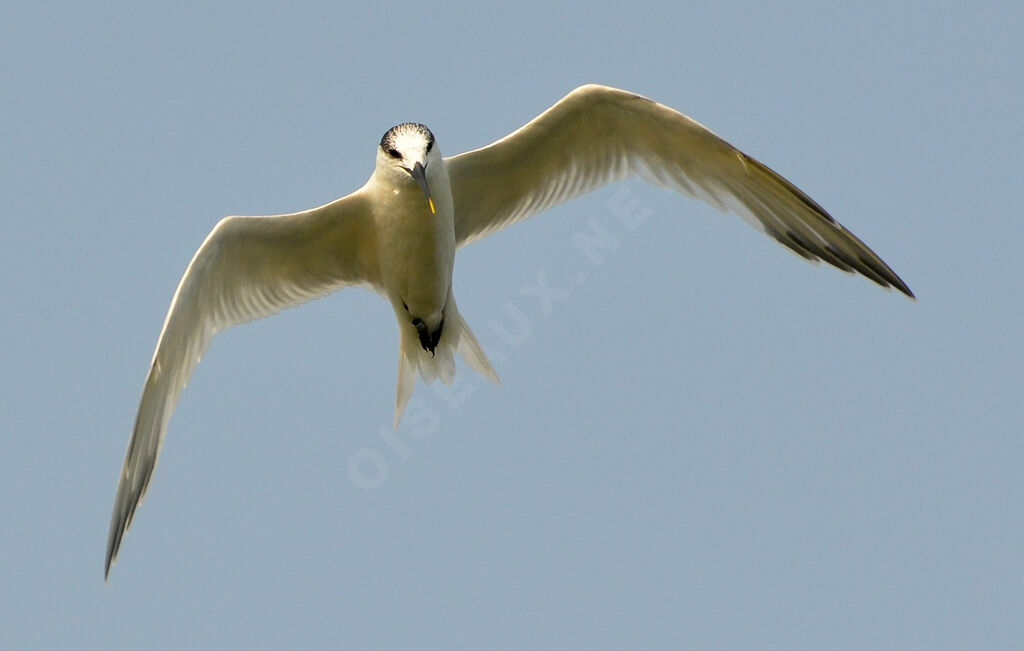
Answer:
xmin=105 ymin=84 xmax=913 ymax=579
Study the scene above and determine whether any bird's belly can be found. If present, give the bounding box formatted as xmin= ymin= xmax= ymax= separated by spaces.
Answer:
xmin=377 ymin=215 xmax=454 ymax=315
xmin=395 ymin=249 xmax=449 ymax=304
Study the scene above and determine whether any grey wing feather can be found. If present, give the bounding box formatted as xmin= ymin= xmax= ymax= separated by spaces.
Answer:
xmin=446 ymin=84 xmax=912 ymax=297
xmin=105 ymin=192 xmax=378 ymax=579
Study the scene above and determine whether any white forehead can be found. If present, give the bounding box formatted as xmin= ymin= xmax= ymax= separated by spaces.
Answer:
xmin=391 ymin=130 xmax=428 ymax=153
xmin=380 ymin=122 xmax=434 ymax=157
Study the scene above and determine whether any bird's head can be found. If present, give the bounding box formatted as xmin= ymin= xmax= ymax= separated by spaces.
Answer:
xmin=376 ymin=122 xmax=439 ymax=214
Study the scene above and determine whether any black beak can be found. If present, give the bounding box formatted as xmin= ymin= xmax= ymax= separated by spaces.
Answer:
xmin=405 ymin=162 xmax=436 ymax=214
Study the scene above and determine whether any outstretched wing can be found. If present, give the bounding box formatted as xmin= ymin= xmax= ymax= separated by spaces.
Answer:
xmin=446 ymin=84 xmax=912 ymax=297
xmin=106 ymin=191 xmax=378 ymax=579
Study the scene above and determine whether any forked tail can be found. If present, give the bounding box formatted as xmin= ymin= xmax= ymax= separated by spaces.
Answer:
xmin=394 ymin=301 xmax=499 ymax=426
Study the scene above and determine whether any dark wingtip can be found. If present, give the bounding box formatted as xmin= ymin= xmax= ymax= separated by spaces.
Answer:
xmin=104 ymin=522 xmax=119 ymax=582
xmin=853 ymin=252 xmax=915 ymax=299
xmin=104 ymin=488 xmax=133 ymax=583
xmin=893 ymin=278 xmax=916 ymax=300
xmin=104 ymin=550 xmax=114 ymax=583
xmin=742 ymin=153 xmax=915 ymax=299
xmin=882 ymin=261 xmax=915 ymax=299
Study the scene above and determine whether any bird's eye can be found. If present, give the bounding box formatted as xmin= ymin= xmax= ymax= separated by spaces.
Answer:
xmin=387 ymin=148 xmax=402 ymax=159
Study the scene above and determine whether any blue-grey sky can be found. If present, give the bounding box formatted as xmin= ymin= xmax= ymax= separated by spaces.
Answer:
xmin=4 ymin=2 xmax=1022 ymax=648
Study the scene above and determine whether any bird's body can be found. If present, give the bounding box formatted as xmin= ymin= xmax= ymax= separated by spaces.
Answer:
xmin=106 ymin=84 xmax=913 ymax=579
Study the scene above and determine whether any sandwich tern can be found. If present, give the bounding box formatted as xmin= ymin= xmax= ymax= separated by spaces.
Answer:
xmin=105 ymin=84 xmax=913 ymax=579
